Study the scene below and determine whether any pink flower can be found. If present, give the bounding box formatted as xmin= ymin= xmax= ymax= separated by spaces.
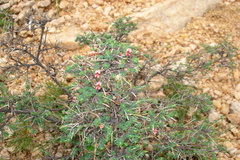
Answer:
xmin=153 ymin=128 xmax=157 ymax=135
xmin=99 ymin=124 xmax=104 ymax=129
xmin=95 ymin=82 xmax=102 ymax=90
xmin=72 ymin=96 xmax=77 ymax=103
xmin=94 ymin=70 xmax=101 ymax=78
xmin=126 ymin=48 xmax=132 ymax=56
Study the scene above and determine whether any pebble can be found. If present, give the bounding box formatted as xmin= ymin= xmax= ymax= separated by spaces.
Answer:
xmin=59 ymin=95 xmax=68 ymax=101
xmin=221 ymin=103 xmax=229 ymax=115
xmin=37 ymin=0 xmax=51 ymax=8
xmin=45 ymin=133 xmax=53 ymax=141
xmin=208 ymin=109 xmax=220 ymax=122
xmin=230 ymin=101 xmax=240 ymax=114
xmin=227 ymin=114 xmax=240 ymax=125
xmin=214 ymin=90 xmax=223 ymax=97
xmin=213 ymin=99 xmax=222 ymax=109
xmin=234 ymin=92 xmax=240 ymax=100
xmin=0 ymin=149 xmax=10 ymax=159
xmin=236 ymin=83 xmax=240 ymax=92
xmin=233 ymin=69 xmax=240 ymax=81
xmin=59 ymin=1 xmax=70 ymax=9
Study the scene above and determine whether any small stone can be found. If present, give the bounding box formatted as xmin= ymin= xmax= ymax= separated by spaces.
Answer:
xmin=55 ymin=152 xmax=63 ymax=157
xmin=236 ymin=83 xmax=240 ymax=92
xmin=202 ymin=87 xmax=210 ymax=93
xmin=37 ymin=0 xmax=51 ymax=8
xmin=227 ymin=114 xmax=240 ymax=125
xmin=45 ymin=133 xmax=53 ymax=141
xmin=189 ymin=43 xmax=197 ymax=50
xmin=220 ymin=104 xmax=229 ymax=115
xmin=59 ymin=95 xmax=68 ymax=101
xmin=222 ymin=141 xmax=234 ymax=150
xmin=0 ymin=3 xmax=10 ymax=10
xmin=86 ymin=0 xmax=104 ymax=6
xmin=104 ymin=6 xmax=112 ymax=16
xmin=59 ymin=1 xmax=70 ymax=9
xmin=150 ymin=90 xmax=166 ymax=99
xmin=0 ymin=148 xmax=10 ymax=158
xmin=59 ymin=42 xmax=79 ymax=51
xmin=230 ymin=101 xmax=240 ymax=114
xmin=230 ymin=127 xmax=240 ymax=138
xmin=234 ymin=92 xmax=240 ymax=100
xmin=66 ymin=75 xmax=74 ymax=83
xmin=83 ymin=2 xmax=88 ymax=8
xmin=233 ymin=69 xmax=240 ymax=82
xmin=148 ymin=75 xmax=164 ymax=90
xmin=213 ymin=99 xmax=222 ymax=110
xmin=224 ymin=2 xmax=230 ymax=5
xmin=208 ymin=109 xmax=220 ymax=122
xmin=214 ymin=90 xmax=223 ymax=97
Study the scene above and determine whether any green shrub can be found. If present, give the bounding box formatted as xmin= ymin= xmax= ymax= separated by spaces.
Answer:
xmin=59 ymin=17 xmax=223 ymax=159
xmin=0 ymin=16 xmax=235 ymax=159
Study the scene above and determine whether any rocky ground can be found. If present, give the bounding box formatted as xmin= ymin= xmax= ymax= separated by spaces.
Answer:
xmin=0 ymin=0 xmax=240 ymax=159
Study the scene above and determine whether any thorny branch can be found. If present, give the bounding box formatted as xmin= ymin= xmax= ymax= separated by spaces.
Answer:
xmin=0 ymin=12 xmax=71 ymax=99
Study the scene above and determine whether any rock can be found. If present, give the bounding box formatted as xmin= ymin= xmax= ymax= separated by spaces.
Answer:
xmin=230 ymin=127 xmax=240 ymax=138
xmin=220 ymin=103 xmax=229 ymax=115
xmin=170 ymin=57 xmax=187 ymax=71
xmin=6 ymin=147 xmax=14 ymax=152
xmin=189 ymin=43 xmax=197 ymax=50
xmin=131 ymin=0 xmax=221 ymax=35
xmin=0 ymin=3 xmax=10 ymax=10
xmin=55 ymin=152 xmax=63 ymax=157
xmin=236 ymin=83 xmax=240 ymax=92
xmin=59 ymin=1 xmax=70 ymax=9
xmin=230 ymin=101 xmax=240 ymax=114
xmin=59 ymin=95 xmax=68 ymax=101
xmin=47 ymin=24 xmax=81 ymax=51
xmin=104 ymin=6 xmax=112 ymax=16
xmin=17 ymin=8 xmax=30 ymax=22
xmin=37 ymin=0 xmax=51 ymax=8
xmin=83 ymin=2 xmax=89 ymax=8
xmin=59 ymin=42 xmax=80 ymax=51
xmin=47 ymin=9 xmax=58 ymax=19
xmin=233 ymin=69 xmax=240 ymax=81
xmin=0 ymin=148 xmax=10 ymax=159
xmin=150 ymin=90 xmax=166 ymax=98
xmin=214 ymin=89 xmax=223 ymax=97
xmin=222 ymin=141 xmax=234 ymax=150
xmin=148 ymin=75 xmax=165 ymax=90
xmin=208 ymin=109 xmax=220 ymax=122
xmin=86 ymin=0 xmax=104 ymax=6
xmin=227 ymin=114 xmax=240 ymax=125
xmin=66 ymin=75 xmax=74 ymax=83
xmin=45 ymin=133 xmax=53 ymax=141
xmin=234 ymin=91 xmax=240 ymax=100
xmin=213 ymin=99 xmax=222 ymax=110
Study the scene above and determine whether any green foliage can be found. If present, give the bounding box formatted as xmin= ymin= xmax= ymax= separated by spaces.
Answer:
xmin=7 ymin=122 xmax=37 ymax=153
xmin=0 ymin=10 xmax=12 ymax=33
xmin=201 ymin=39 xmax=237 ymax=68
xmin=75 ymin=17 xmax=137 ymax=47
xmin=61 ymin=17 xmax=223 ymax=159
xmin=1 ymin=16 xmax=236 ymax=159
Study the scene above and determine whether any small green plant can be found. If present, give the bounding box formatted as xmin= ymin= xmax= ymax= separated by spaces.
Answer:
xmin=0 ymin=10 xmax=12 ymax=33
xmin=59 ymin=17 xmax=223 ymax=159
xmin=7 ymin=122 xmax=36 ymax=153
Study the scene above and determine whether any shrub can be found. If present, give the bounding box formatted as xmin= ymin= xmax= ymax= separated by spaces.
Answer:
xmin=59 ymin=17 xmax=225 ymax=159
xmin=0 ymin=16 xmax=236 ymax=159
